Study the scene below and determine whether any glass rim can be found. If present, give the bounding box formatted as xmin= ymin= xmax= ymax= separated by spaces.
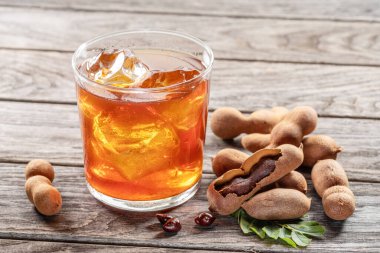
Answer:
xmin=72 ymin=29 xmax=214 ymax=93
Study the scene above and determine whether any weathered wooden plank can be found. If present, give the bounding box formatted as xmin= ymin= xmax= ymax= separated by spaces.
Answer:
xmin=1 ymin=50 xmax=380 ymax=118
xmin=1 ymin=0 xmax=380 ymax=22
xmin=0 ymin=163 xmax=379 ymax=252
xmin=0 ymin=239 xmax=226 ymax=253
xmin=0 ymin=101 xmax=379 ymax=182
xmin=2 ymin=7 xmax=380 ymax=65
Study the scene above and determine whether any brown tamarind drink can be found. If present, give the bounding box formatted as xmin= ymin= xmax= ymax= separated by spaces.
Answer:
xmin=72 ymin=31 xmax=213 ymax=211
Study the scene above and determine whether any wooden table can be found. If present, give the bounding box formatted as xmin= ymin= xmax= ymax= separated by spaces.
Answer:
xmin=1 ymin=1 xmax=379 ymax=252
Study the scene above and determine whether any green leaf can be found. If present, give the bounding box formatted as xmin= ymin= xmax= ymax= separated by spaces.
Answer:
xmin=287 ymin=223 xmax=326 ymax=237
xmin=291 ymin=231 xmax=311 ymax=247
xmin=278 ymin=227 xmax=287 ymax=239
xmin=237 ymin=209 xmax=255 ymax=235
xmin=250 ymin=224 xmax=266 ymax=239
xmin=239 ymin=216 xmax=252 ymax=234
xmin=278 ymin=227 xmax=298 ymax=248
xmin=232 ymin=210 xmax=324 ymax=248
xmin=263 ymin=225 xmax=281 ymax=239
xmin=281 ymin=237 xmax=298 ymax=248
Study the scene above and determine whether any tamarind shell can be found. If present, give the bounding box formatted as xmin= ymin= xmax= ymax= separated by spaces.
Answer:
xmin=302 ymin=135 xmax=342 ymax=167
xmin=212 ymin=148 xmax=249 ymax=177
xmin=241 ymin=133 xmax=271 ymax=153
xmin=207 ymin=144 xmax=304 ymax=215
xmin=322 ymin=185 xmax=355 ymax=220
xmin=242 ymin=188 xmax=311 ymax=220
xmin=311 ymin=159 xmax=349 ymax=197
xmin=275 ymin=171 xmax=307 ymax=193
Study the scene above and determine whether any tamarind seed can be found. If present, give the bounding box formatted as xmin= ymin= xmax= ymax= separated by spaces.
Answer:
xmin=162 ymin=217 xmax=181 ymax=233
xmin=194 ymin=212 xmax=216 ymax=227
xmin=156 ymin=213 xmax=174 ymax=225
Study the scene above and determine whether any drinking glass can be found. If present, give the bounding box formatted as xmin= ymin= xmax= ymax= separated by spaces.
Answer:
xmin=72 ymin=30 xmax=213 ymax=211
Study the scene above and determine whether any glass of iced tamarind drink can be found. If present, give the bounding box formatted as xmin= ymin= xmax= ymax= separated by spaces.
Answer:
xmin=72 ymin=31 xmax=213 ymax=211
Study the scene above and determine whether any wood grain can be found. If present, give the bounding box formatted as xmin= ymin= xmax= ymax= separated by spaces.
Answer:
xmin=1 ymin=0 xmax=380 ymax=22
xmin=2 ymin=7 xmax=380 ymax=65
xmin=0 ymin=101 xmax=379 ymax=182
xmin=0 ymin=239 xmax=226 ymax=253
xmin=0 ymin=163 xmax=379 ymax=252
xmin=2 ymin=50 xmax=380 ymax=118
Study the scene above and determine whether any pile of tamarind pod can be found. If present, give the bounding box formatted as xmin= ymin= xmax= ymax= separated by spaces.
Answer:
xmin=25 ymin=159 xmax=62 ymax=216
xmin=207 ymin=144 xmax=310 ymax=219
xmin=208 ymin=106 xmax=355 ymax=221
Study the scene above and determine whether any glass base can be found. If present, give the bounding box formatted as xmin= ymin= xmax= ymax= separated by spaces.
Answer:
xmin=86 ymin=181 xmax=200 ymax=212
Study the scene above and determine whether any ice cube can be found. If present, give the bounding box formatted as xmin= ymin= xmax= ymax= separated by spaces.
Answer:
xmin=122 ymin=49 xmax=149 ymax=82
xmin=85 ymin=49 xmax=148 ymax=87
xmin=139 ymin=69 xmax=200 ymax=88
xmin=91 ymin=107 xmax=179 ymax=180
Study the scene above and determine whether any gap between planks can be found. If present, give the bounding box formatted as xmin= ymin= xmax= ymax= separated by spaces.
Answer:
xmin=4 ymin=47 xmax=380 ymax=68
xmin=0 ymin=236 xmax=243 ymax=253
xmin=0 ymin=2 xmax=379 ymax=25
xmin=0 ymin=97 xmax=379 ymax=121
xmin=1 ymin=159 xmax=379 ymax=184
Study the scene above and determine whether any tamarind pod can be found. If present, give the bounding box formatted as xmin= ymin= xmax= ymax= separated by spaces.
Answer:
xmin=25 ymin=175 xmax=52 ymax=203
xmin=302 ymin=135 xmax=342 ymax=167
xmin=311 ymin=159 xmax=349 ymax=197
xmin=241 ymin=133 xmax=270 ymax=153
xmin=322 ymin=185 xmax=355 ymax=220
xmin=25 ymin=159 xmax=55 ymax=182
xmin=268 ymin=106 xmax=318 ymax=148
xmin=242 ymin=188 xmax=311 ymax=220
xmin=211 ymin=107 xmax=247 ymax=139
xmin=283 ymin=106 xmax=318 ymax=136
xmin=207 ymin=144 xmax=303 ymax=215
xmin=212 ymin=149 xmax=249 ymax=177
xmin=275 ymin=171 xmax=307 ymax=193
xmin=32 ymin=184 xmax=62 ymax=216
xmin=211 ymin=107 xmax=288 ymax=139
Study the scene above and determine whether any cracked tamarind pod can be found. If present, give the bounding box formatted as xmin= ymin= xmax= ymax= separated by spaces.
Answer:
xmin=207 ymin=144 xmax=304 ymax=215
xmin=212 ymin=149 xmax=306 ymax=193
xmin=211 ymin=107 xmax=289 ymax=140
xmin=241 ymin=106 xmax=318 ymax=152
xmin=241 ymin=188 xmax=311 ymax=220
